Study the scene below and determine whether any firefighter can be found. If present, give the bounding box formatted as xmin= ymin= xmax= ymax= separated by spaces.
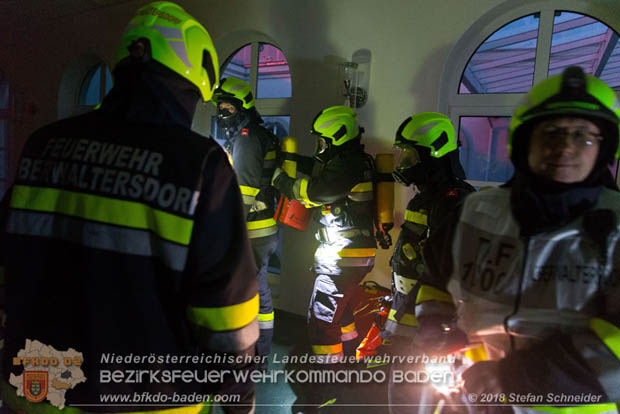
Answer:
xmin=424 ymin=66 xmax=620 ymax=412
xmin=0 ymin=2 xmax=258 ymax=413
xmin=272 ymin=105 xmax=376 ymax=408
xmin=386 ymin=112 xmax=474 ymax=413
xmin=213 ymin=77 xmax=280 ymax=364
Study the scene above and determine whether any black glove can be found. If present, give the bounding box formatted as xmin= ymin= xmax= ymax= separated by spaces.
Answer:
xmin=414 ymin=317 xmax=468 ymax=356
xmin=375 ymin=229 xmax=391 ymax=249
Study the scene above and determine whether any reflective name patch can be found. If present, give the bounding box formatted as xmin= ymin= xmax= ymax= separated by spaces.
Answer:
xmin=17 ymin=138 xmax=199 ymax=216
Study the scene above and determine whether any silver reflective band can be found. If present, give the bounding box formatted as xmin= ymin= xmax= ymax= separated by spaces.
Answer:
xmin=247 ymin=226 xmax=279 ymax=239
xmin=202 ymin=318 xmax=259 ymax=353
xmin=259 ymin=320 xmax=275 ymax=330
xmin=314 ymin=352 xmax=344 ymax=364
xmin=384 ymin=319 xmax=417 ymax=338
xmin=341 ymin=330 xmax=358 ymax=342
xmin=7 ymin=210 xmax=189 ymax=271
xmin=394 ymin=273 xmax=417 ymax=294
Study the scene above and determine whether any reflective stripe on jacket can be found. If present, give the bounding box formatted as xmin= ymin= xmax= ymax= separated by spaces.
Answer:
xmin=386 ymin=181 xmax=474 ymax=337
xmin=0 ymin=109 xmax=258 ymax=409
xmin=227 ymin=122 xmax=279 ymax=239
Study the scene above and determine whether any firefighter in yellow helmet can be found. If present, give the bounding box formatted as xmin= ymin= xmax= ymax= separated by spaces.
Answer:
xmin=0 ymin=2 xmax=258 ymax=413
xmin=213 ymin=77 xmax=280 ymax=366
xmin=385 ymin=112 xmax=474 ymax=414
xmin=272 ymin=105 xmax=378 ymax=409
xmin=422 ymin=66 xmax=620 ymax=413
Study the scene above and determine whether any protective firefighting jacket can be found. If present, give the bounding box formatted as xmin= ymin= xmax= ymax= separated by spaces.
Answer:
xmin=275 ymin=141 xmax=376 ymax=275
xmin=429 ymin=187 xmax=620 ymax=410
xmin=224 ymin=115 xmax=279 ymax=240
xmin=385 ymin=179 xmax=474 ymax=337
xmin=0 ymin=67 xmax=259 ymax=412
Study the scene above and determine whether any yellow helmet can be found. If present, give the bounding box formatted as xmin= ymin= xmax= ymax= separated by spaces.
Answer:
xmin=212 ymin=77 xmax=255 ymax=110
xmin=310 ymin=106 xmax=361 ymax=146
xmin=116 ymin=1 xmax=219 ymax=102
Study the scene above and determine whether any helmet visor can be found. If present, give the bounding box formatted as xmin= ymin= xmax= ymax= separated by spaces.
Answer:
xmin=395 ymin=146 xmax=421 ymax=170
xmin=316 ymin=137 xmax=329 ymax=155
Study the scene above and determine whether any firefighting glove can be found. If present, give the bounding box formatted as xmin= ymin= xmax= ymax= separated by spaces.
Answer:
xmin=271 ymin=167 xmax=286 ymax=187
xmin=375 ymin=228 xmax=392 ymax=249
xmin=414 ymin=316 xmax=468 ymax=356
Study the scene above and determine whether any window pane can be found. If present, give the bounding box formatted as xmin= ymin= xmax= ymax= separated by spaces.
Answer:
xmin=0 ymin=81 xmax=8 ymax=109
xmin=221 ymin=44 xmax=252 ymax=84
xmin=257 ymin=43 xmax=292 ymax=98
xmin=460 ymin=15 xmax=539 ymax=94
xmin=79 ymin=64 xmax=102 ymax=106
xmin=262 ymin=116 xmax=290 ymax=140
xmin=105 ymin=66 xmax=114 ymax=95
xmin=459 ymin=116 xmax=513 ymax=182
xmin=549 ymin=12 xmax=620 ymax=89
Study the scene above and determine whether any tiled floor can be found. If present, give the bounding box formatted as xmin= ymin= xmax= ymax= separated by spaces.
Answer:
xmin=215 ymin=309 xmax=391 ymax=414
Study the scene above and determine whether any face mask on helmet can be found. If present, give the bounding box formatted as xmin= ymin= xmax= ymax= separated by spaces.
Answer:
xmin=313 ymin=136 xmax=332 ymax=163
xmin=392 ymin=146 xmax=426 ymax=187
xmin=395 ymin=146 xmax=420 ymax=170
xmin=216 ymin=103 xmax=240 ymax=129
xmin=315 ymin=137 xmax=329 ymax=155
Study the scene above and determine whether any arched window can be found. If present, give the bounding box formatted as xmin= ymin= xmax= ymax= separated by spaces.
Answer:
xmin=440 ymin=1 xmax=620 ymax=187
xmin=212 ymin=42 xmax=292 ymax=143
xmin=78 ymin=63 xmax=113 ymax=107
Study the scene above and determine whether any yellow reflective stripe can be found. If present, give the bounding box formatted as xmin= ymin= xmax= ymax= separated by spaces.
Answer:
xmin=388 ymin=308 xmax=418 ymax=327
xmin=463 ymin=344 xmax=488 ymax=363
xmin=416 ymin=285 xmax=452 ymax=304
xmin=239 ymin=185 xmax=260 ymax=196
xmin=300 ymin=178 xmax=310 ymax=200
xmin=590 ymin=318 xmax=620 ymax=360
xmin=341 ymin=322 xmax=356 ymax=334
xmin=0 ymin=381 xmax=211 ymax=414
xmin=264 ymin=150 xmax=277 ymax=160
xmin=258 ymin=311 xmax=275 ymax=322
xmin=404 ymin=209 xmax=428 ymax=225
xmin=299 ymin=178 xmax=322 ymax=207
xmin=338 ymin=248 xmax=376 ymax=258
xmin=247 ymin=218 xmax=277 ymax=230
xmin=312 ymin=343 xmax=343 ymax=355
xmin=187 ymin=294 xmax=259 ymax=332
xmin=529 ymin=404 xmax=618 ymax=414
xmin=350 ymin=182 xmax=373 ymax=192
xmin=10 ymin=185 xmax=193 ymax=245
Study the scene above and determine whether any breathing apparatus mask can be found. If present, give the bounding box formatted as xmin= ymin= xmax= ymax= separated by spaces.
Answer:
xmin=393 ymin=145 xmax=426 ymax=187
xmin=313 ymin=135 xmax=332 ymax=163
xmin=216 ymin=100 xmax=242 ymax=130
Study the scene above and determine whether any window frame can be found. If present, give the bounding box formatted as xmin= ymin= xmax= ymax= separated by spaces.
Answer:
xmin=77 ymin=62 xmax=112 ymax=108
xmin=221 ymin=41 xmax=292 ymax=118
xmin=439 ymin=0 xmax=620 ymax=187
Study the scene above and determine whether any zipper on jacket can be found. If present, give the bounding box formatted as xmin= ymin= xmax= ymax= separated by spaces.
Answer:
xmin=503 ymin=235 xmax=529 ymax=352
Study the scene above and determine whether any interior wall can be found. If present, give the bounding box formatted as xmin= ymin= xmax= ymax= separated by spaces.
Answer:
xmin=1 ymin=0 xmax=518 ymax=315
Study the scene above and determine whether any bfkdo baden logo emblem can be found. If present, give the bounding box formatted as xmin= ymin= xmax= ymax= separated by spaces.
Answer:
xmin=9 ymin=340 xmax=87 ymax=409
xmin=24 ymin=371 xmax=49 ymax=403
